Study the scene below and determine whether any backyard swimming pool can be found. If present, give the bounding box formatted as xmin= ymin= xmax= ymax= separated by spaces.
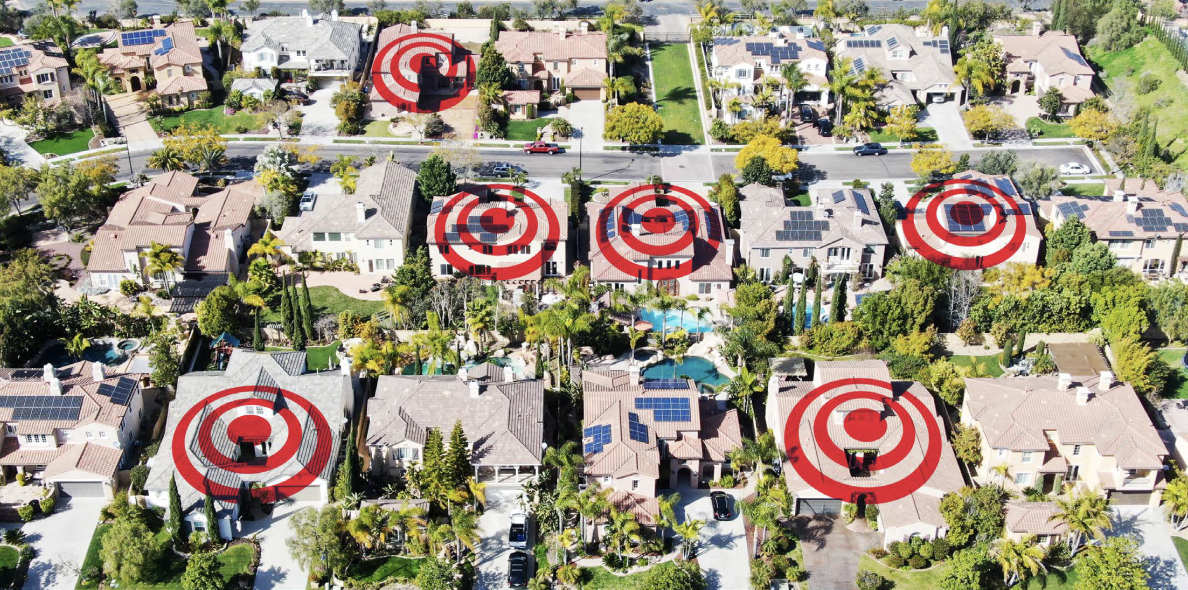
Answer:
xmin=642 ymin=355 xmax=729 ymax=388
xmin=41 ymin=339 xmax=126 ymax=367
xmin=639 ymin=309 xmax=713 ymax=333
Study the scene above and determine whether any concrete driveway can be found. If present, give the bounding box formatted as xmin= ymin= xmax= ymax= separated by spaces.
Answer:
xmin=475 ymin=487 xmax=527 ymax=590
xmin=299 ymin=82 xmax=343 ymax=142
xmin=919 ymin=102 xmax=973 ymax=149
xmin=563 ymin=100 xmax=605 ymax=151
xmin=1109 ymin=506 xmax=1188 ymax=590
xmin=0 ymin=121 xmax=45 ymax=167
xmin=11 ymin=496 xmax=103 ymax=590
xmin=792 ymin=515 xmax=882 ymax=590
xmin=992 ymin=94 xmax=1042 ymax=129
xmin=678 ymin=488 xmax=748 ymax=590
xmin=241 ymin=501 xmax=317 ymax=590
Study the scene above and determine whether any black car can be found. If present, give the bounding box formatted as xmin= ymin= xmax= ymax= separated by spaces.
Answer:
xmin=817 ymin=118 xmax=834 ymax=137
xmin=853 ymin=142 xmax=888 ymax=156
xmin=799 ymin=104 xmax=815 ymax=123
xmin=508 ymin=552 xmax=530 ymax=588
xmin=711 ymin=491 xmax=731 ymax=520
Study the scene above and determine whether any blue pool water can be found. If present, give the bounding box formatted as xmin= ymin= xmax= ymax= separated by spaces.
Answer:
xmin=463 ymin=355 xmax=529 ymax=377
xmin=638 ymin=309 xmax=713 ymax=333
xmin=791 ymin=306 xmax=829 ymax=330
xmin=42 ymin=340 xmax=126 ymax=367
xmin=401 ymin=362 xmax=456 ymax=375
xmin=642 ymin=355 xmax=729 ymax=387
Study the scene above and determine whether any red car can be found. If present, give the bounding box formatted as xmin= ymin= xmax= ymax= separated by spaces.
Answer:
xmin=523 ymin=141 xmax=562 ymax=154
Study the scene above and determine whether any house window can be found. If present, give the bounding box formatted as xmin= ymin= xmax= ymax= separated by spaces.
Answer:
xmin=439 ymin=264 xmax=452 ymax=275
xmin=62 ymin=431 xmax=71 ymax=440
xmin=632 ymin=480 xmax=639 ymax=490
xmin=1145 ymin=239 xmax=1156 ymax=249
xmin=438 ymin=244 xmax=449 ymax=254
xmin=735 ymin=68 xmax=747 ymax=78
xmin=759 ymin=248 xmax=771 ymax=258
xmin=803 ymin=247 xmax=814 ymax=257
xmin=375 ymin=239 xmax=385 ymax=249
xmin=328 ymin=233 xmax=342 ymax=241
xmin=1143 ymin=259 xmax=1166 ymax=275
xmin=396 ymin=447 xmax=419 ymax=460
xmin=36 ymin=73 xmax=53 ymax=84
xmin=24 ymin=434 xmax=48 ymax=444
xmin=758 ymin=267 xmax=772 ymax=282
xmin=257 ymin=52 xmax=268 ymax=61
xmin=1072 ymin=444 xmax=1081 ymax=456
xmin=4 ymin=425 xmax=14 ymax=435
xmin=699 ymin=283 xmax=712 ymax=295
xmin=86 ymin=431 xmax=95 ymax=440
xmin=297 ymin=50 xmax=307 ymax=57
xmin=545 ymin=261 xmax=558 ymax=275
xmin=42 ymin=90 xmax=52 ymax=99
xmin=99 ymin=431 xmax=108 ymax=439
xmin=1014 ymin=472 xmax=1032 ymax=485
xmin=313 ymin=233 xmax=326 ymax=241
xmin=1021 ymin=451 xmax=1034 ymax=463
xmin=0 ymin=75 xmax=12 ymax=84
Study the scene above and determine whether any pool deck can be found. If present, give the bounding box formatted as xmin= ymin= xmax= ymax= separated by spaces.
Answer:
xmin=588 ymin=333 xmax=737 ymax=382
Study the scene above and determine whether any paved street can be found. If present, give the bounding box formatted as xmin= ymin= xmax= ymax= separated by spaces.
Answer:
xmin=475 ymin=487 xmax=528 ymax=590
xmin=1109 ymin=506 xmax=1188 ymax=590
xmin=11 ymin=497 xmax=104 ymax=590
xmin=678 ymin=488 xmax=749 ymax=590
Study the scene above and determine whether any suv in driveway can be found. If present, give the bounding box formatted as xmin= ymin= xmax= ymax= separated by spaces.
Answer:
xmin=509 ymin=513 xmax=529 ymax=549
xmin=799 ymin=104 xmax=815 ymax=123
xmin=711 ymin=491 xmax=732 ymax=520
xmin=508 ymin=552 xmax=530 ymax=588
xmin=853 ymin=143 xmax=888 ymax=156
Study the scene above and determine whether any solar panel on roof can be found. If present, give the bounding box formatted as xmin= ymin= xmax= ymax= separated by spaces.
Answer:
xmin=1108 ymin=230 xmax=1135 ymax=237
xmin=1176 ymin=223 xmax=1188 ymax=233
xmin=153 ymin=36 xmax=174 ymax=56
xmin=635 ymin=397 xmax=692 ymax=422
xmin=627 ymin=412 xmax=649 ymax=443
xmin=867 ymin=25 xmax=882 ymax=35
xmin=853 ymin=192 xmax=870 ymax=215
xmin=430 ymin=200 xmax=444 ymax=214
xmin=944 ymin=203 xmax=987 ymax=233
xmin=831 ymin=190 xmax=845 ymax=204
xmin=1057 ymin=202 xmax=1089 ymax=219
xmin=643 ymin=379 xmax=690 ymax=390
xmin=1170 ymin=203 xmax=1188 ymax=217
xmin=993 ymin=178 xmax=1017 ymax=196
xmin=478 ymin=232 xmax=498 ymax=244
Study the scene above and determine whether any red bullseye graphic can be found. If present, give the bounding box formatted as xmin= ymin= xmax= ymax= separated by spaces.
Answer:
xmin=371 ymin=32 xmax=475 ymax=114
xmin=433 ymin=184 xmax=562 ymax=280
xmin=171 ymin=386 xmax=333 ymax=503
xmin=784 ymin=378 xmax=943 ymax=505
xmin=902 ymin=178 xmax=1028 ymax=270
xmin=595 ymin=184 xmax=725 ymax=281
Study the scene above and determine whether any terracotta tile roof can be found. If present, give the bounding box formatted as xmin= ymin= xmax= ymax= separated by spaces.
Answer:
xmin=0 ymin=362 xmax=145 ymax=434
xmin=712 ymin=35 xmax=827 ymax=69
xmin=994 ymin=31 xmax=1094 ymax=77
xmin=156 ymin=73 xmax=209 ymax=96
xmin=836 ymin=24 xmax=955 ymax=93
xmin=1048 ymin=179 xmax=1188 ymax=242
xmin=1005 ymin=501 xmax=1069 ymax=536
xmin=43 ymin=442 xmax=122 ymax=479
xmin=740 ymin=184 xmax=889 ymax=251
xmin=149 ymin=23 xmax=205 ymax=69
xmin=369 ymin=24 xmax=468 ymax=104
xmin=605 ymin=490 xmax=659 ymax=526
xmin=501 ymin=90 xmax=540 ymax=105
xmin=495 ymin=30 xmax=607 ymax=63
xmin=0 ymin=437 xmax=69 ymax=466
xmin=564 ymin=68 xmax=604 ymax=89
xmin=278 ymin=161 xmax=416 ymax=249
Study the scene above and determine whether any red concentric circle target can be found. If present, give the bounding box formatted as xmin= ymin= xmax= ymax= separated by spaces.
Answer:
xmin=171 ymin=385 xmax=333 ymax=503
xmin=371 ymin=32 xmax=475 ymax=114
xmin=902 ymin=178 xmax=1028 ymax=270
xmin=783 ymin=378 xmax=943 ymax=505
xmin=594 ymin=184 xmax=725 ymax=281
xmin=433 ymin=184 xmax=562 ymax=280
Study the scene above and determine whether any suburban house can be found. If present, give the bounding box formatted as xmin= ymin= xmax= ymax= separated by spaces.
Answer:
xmin=0 ymin=41 xmax=71 ymax=104
xmin=581 ymin=366 xmax=743 ymax=535
xmin=0 ymin=362 xmax=147 ymax=499
xmin=739 ymin=184 xmax=889 ymax=283
xmin=242 ymin=10 xmax=363 ymax=85
xmin=1046 ymin=178 xmax=1188 ymax=279
xmin=145 ymin=351 xmax=353 ymax=540
xmin=86 ymin=171 xmax=260 ymax=291
xmin=994 ymin=29 xmax=1094 ymax=116
xmin=277 ymin=160 xmax=418 ymax=275
xmin=766 ymin=360 xmax=965 ymax=546
xmin=229 ymin=77 xmax=278 ymax=101
xmin=709 ymin=33 xmax=829 ymax=123
xmin=961 ymin=372 xmax=1168 ymax=507
xmin=587 ymin=186 xmax=735 ymax=301
xmin=98 ymin=23 xmax=207 ymax=106
xmin=425 ymin=184 xmax=570 ymax=282
xmin=494 ymin=26 xmax=608 ymax=100
xmin=368 ymin=22 xmax=472 ymax=118
xmin=1004 ymin=501 xmax=1069 ymax=546
xmin=365 ymin=364 xmax=545 ymax=485
xmin=897 ymin=170 xmax=1041 ymax=267
xmin=502 ymin=90 xmax=541 ymax=120
xmin=834 ymin=24 xmax=961 ymax=107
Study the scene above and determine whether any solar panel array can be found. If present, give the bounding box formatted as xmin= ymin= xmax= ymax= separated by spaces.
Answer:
xmin=122 ymin=29 xmax=167 ymax=46
xmin=743 ymin=41 xmax=800 ymax=65
xmin=627 ymin=412 xmax=649 ymax=443
xmin=1108 ymin=230 xmax=1135 ymax=237
xmin=644 ymin=378 xmax=690 ymax=390
xmin=776 ymin=210 xmax=829 ymax=242
xmin=944 ymin=203 xmax=989 ymax=233
xmin=852 ymin=57 xmax=867 ymax=73
xmin=831 ymin=190 xmax=846 ymax=204
xmin=0 ymin=395 xmax=84 ymax=421
xmin=845 ymin=39 xmax=882 ymax=49
xmin=1061 ymin=46 xmax=1088 ymax=67
xmin=583 ymin=424 xmax=612 ymax=454
xmin=635 ymin=397 xmax=692 ymax=422
xmin=153 ymin=36 xmax=174 ymax=56
xmin=922 ymin=39 xmax=951 ymax=54
xmin=95 ymin=376 xmax=136 ymax=406
xmin=866 ymin=25 xmax=883 ymax=35
xmin=1170 ymin=202 xmax=1188 ymax=217
xmin=604 ymin=212 xmax=618 ymax=240
xmin=1057 ymin=201 xmax=1090 ymax=219
xmin=430 ymin=200 xmax=444 ymax=214
xmin=0 ymin=49 xmax=31 ymax=75
xmin=1127 ymin=207 xmax=1180 ymax=233
xmin=853 ymin=192 xmax=871 ymax=215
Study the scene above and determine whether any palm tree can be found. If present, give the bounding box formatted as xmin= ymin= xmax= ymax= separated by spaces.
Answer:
xmin=465 ymin=298 xmax=494 ymax=348
xmin=605 ymin=507 xmax=641 ymax=560
xmin=648 ymin=293 xmax=679 ymax=337
xmin=65 ymin=333 xmax=89 ymax=360
xmin=780 ymin=64 xmax=808 ymax=120
xmin=133 ymin=295 xmax=157 ymax=318
xmin=1049 ymin=488 xmax=1111 ymax=556
xmin=1165 ymin=477 xmax=1188 ymax=530
xmin=478 ymin=82 xmax=503 ymax=107
xmin=576 ymin=484 xmax=610 ymax=544
xmin=140 ymin=241 xmax=184 ymax=295
xmin=346 ymin=505 xmax=393 ymax=556
xmin=147 ymin=146 xmax=186 ymax=172
xmin=203 ymin=19 xmax=240 ymax=68
xmin=248 ymin=231 xmax=285 ymax=267
xmin=724 ymin=365 xmax=765 ymax=430
xmin=544 ymin=440 xmax=583 ymax=482
xmin=738 ymin=495 xmax=780 ymax=556
xmin=954 ymin=55 xmax=997 ymax=101
xmin=673 ymin=519 xmax=705 ymax=559
xmin=556 ymin=527 xmax=579 ymax=564
xmin=992 ymin=464 xmax=1011 ymax=488
xmin=390 ymin=505 xmax=427 ymax=553
xmin=73 ymin=58 xmax=112 ymax=126
xmin=828 ymin=57 xmax=859 ymax=125
xmin=466 ymin=477 xmax=487 ymax=510
xmin=729 ymin=430 xmax=778 ymax=483
xmin=383 ymin=284 xmax=412 ymax=328
xmin=196 ymin=144 xmax=227 ymax=173
xmin=556 ymin=563 xmax=580 ymax=587
xmin=627 ymin=326 xmax=646 ymax=366
xmin=727 ymin=97 xmax=744 ymax=121
xmin=606 ymin=31 xmax=643 ymax=81
xmin=449 ymin=508 xmax=481 ymax=564
xmin=655 ymin=492 xmax=681 ymax=544
xmin=693 ymin=307 xmax=713 ymax=342
xmin=990 ymin=535 xmax=1047 ymax=586
xmin=444 ymin=488 xmax=470 ymax=517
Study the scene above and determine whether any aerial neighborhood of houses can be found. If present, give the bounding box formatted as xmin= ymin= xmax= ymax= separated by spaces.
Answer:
xmin=2 ymin=0 xmax=1188 ymax=589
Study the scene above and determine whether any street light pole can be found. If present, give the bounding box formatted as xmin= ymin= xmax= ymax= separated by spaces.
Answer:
xmin=578 ymin=126 xmax=583 ymax=174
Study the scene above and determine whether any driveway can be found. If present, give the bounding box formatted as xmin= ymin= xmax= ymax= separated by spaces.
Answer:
xmin=563 ymin=100 xmax=605 ymax=151
xmin=1110 ymin=505 xmax=1188 ymax=590
xmin=12 ymin=496 xmax=104 ymax=590
xmin=298 ymin=82 xmax=343 ymax=143
xmin=991 ymin=94 xmax=1042 ymax=129
xmin=0 ymin=121 xmax=45 ymax=167
xmin=241 ymin=501 xmax=316 ymax=589
xmin=919 ymin=102 xmax=973 ymax=150
xmin=678 ymin=488 xmax=748 ymax=590
xmin=475 ymin=487 xmax=527 ymax=590
xmin=792 ymin=515 xmax=882 ymax=590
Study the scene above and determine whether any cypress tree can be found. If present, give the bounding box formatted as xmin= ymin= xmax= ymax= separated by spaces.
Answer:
xmin=301 ymin=272 xmax=315 ymax=340
xmin=444 ymin=420 xmax=471 ymax=490
xmin=168 ymin=474 xmax=184 ymax=547
xmin=1173 ymin=236 xmax=1183 ymax=272
xmin=489 ymin=17 xmax=500 ymax=41
xmin=830 ymin=274 xmax=848 ymax=322
xmin=203 ymin=488 xmax=219 ymax=542
xmin=421 ymin=428 xmax=446 ymax=502
xmin=1146 ymin=120 xmax=1160 ymax=159
xmin=1001 ymin=337 xmax=1015 ymax=367
xmin=334 ymin=423 xmax=361 ymax=500
xmin=782 ymin=278 xmax=797 ymax=334
xmin=414 ymin=345 xmax=423 ymax=375
xmin=811 ymin=269 xmax=824 ymax=329
xmin=794 ymin=278 xmax=808 ymax=335
xmin=253 ymin=308 xmax=264 ymax=351
xmin=1016 ymin=328 xmax=1027 ymax=358
xmin=534 ymin=340 xmax=544 ymax=378
xmin=290 ymin=281 xmax=305 ymax=350
xmin=280 ymin=275 xmax=293 ymax=343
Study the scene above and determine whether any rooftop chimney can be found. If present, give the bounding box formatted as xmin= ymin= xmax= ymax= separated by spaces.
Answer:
xmin=469 ymin=380 xmax=482 ymax=398
xmin=356 ymin=202 xmax=366 ymax=223
xmin=91 ymin=362 xmax=105 ymax=383
xmin=42 ymin=363 xmax=54 ymax=383
xmin=1057 ymin=372 xmax=1072 ymax=391
xmin=1075 ymin=386 xmax=1092 ymax=405
xmin=1126 ymin=199 xmax=1139 ymax=216
xmin=558 ymin=26 xmax=567 ymax=42
xmin=48 ymin=376 xmax=62 ymax=396
xmin=301 ymin=9 xmax=313 ymax=26
xmin=331 ymin=9 xmax=338 ymax=20
xmin=1031 ymin=20 xmax=1043 ymax=35
xmin=629 ymin=364 xmax=641 ymax=385
xmin=579 ymin=21 xmax=589 ymax=33
xmin=1099 ymin=370 xmax=1114 ymax=392
xmin=853 ymin=214 xmax=864 ymax=230
xmin=1113 ymin=190 xmax=1126 ymax=202
xmin=340 ymin=355 xmax=351 ymax=376
xmin=411 ymin=20 xmax=418 ymax=33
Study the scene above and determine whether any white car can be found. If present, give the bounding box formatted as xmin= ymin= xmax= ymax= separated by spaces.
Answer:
xmin=1059 ymin=162 xmax=1092 ymax=175
xmin=299 ymin=192 xmax=317 ymax=211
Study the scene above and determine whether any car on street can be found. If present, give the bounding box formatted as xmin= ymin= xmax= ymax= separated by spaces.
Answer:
xmin=509 ymin=513 xmax=529 ymax=549
xmin=523 ymin=141 xmax=562 ymax=154
xmin=1059 ymin=162 xmax=1092 ymax=175
xmin=711 ymin=491 xmax=732 ymax=520
xmin=853 ymin=142 xmax=888 ymax=156
xmin=508 ymin=552 xmax=530 ymax=588
xmin=490 ymin=164 xmax=523 ymax=178
xmin=799 ymin=104 xmax=815 ymax=123
xmin=817 ymin=118 xmax=834 ymax=137
xmin=299 ymin=192 xmax=317 ymax=211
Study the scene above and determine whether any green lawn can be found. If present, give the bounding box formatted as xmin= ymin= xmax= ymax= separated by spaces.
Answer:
xmin=364 ymin=119 xmax=397 ymax=138
xmin=1174 ymin=536 xmax=1188 ymax=571
xmin=152 ymin=108 xmax=265 ymax=134
xmin=858 ymin=556 xmax=951 ymax=589
xmin=344 ymin=555 xmax=423 ymax=583
xmin=1089 ymin=35 xmax=1188 ymax=170
xmin=506 ymin=118 xmax=551 ymax=141
xmin=0 ymin=38 xmax=13 ymax=48
xmin=650 ymin=43 xmax=704 ymax=145
xmin=0 ymin=545 xmax=17 ymax=588
xmin=1059 ymin=183 xmax=1107 ymax=197
xmin=1026 ymin=117 xmax=1076 ymax=139
xmin=868 ymin=127 xmax=939 ymax=144
xmin=947 ymin=354 xmax=1006 ymax=377
xmin=265 ymin=340 xmax=341 ymax=370
xmin=77 ymin=522 xmax=112 ymax=589
xmin=788 ymin=189 xmax=811 ymax=206
xmin=29 ymin=128 xmax=95 ymax=156
xmin=1159 ymin=349 xmax=1188 ymax=398
xmin=262 ymin=286 xmax=385 ymax=323
xmin=579 ymin=564 xmax=665 ymax=589
xmin=77 ymin=522 xmax=255 ymax=589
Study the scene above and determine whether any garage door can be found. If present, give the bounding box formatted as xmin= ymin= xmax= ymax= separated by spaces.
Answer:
xmin=58 ymin=481 xmax=106 ymax=498
xmin=797 ymin=498 xmax=841 ymax=516
xmin=573 ymin=88 xmax=600 ymax=101
xmin=1110 ymin=491 xmax=1153 ymax=505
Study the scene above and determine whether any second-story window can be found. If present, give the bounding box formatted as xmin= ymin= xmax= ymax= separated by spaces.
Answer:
xmin=25 ymin=434 xmax=48 ymax=444
xmin=759 ymin=248 xmax=771 ymax=258
xmin=36 ymin=73 xmax=54 ymax=84
xmin=1021 ymin=451 xmax=1034 ymax=463
xmin=735 ymin=68 xmax=747 ymax=78
xmin=328 ymin=233 xmax=342 ymax=241
xmin=1072 ymin=444 xmax=1081 ymax=456
xmin=4 ymin=425 xmax=14 ymax=435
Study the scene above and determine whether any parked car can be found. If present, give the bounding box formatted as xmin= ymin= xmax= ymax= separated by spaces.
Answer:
xmin=931 ymin=94 xmax=947 ymax=103
xmin=523 ymin=141 xmax=562 ymax=154
xmin=817 ymin=118 xmax=834 ymax=137
xmin=711 ymin=491 xmax=732 ymax=520
xmin=299 ymin=192 xmax=317 ymax=211
xmin=853 ymin=142 xmax=888 ymax=156
xmin=1059 ymin=162 xmax=1092 ymax=175
xmin=508 ymin=552 xmax=530 ymax=588
xmin=509 ymin=513 xmax=529 ymax=549
xmin=487 ymin=163 xmax=523 ymax=178
xmin=799 ymin=104 xmax=815 ymax=123
xmin=287 ymin=91 xmax=311 ymax=105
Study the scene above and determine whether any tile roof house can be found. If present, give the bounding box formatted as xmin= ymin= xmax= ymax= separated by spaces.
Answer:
xmin=897 ymin=170 xmax=1041 ymax=268
xmin=99 ymin=23 xmax=207 ymax=107
xmin=1004 ymin=501 xmax=1069 ymax=545
xmin=765 ymin=360 xmax=965 ymax=546
xmin=145 ymin=351 xmax=353 ymax=539
xmin=835 ymin=24 xmax=961 ymax=107
xmin=502 ymin=89 xmax=541 ymax=120
xmin=994 ymin=30 xmax=1095 ymax=116
xmin=710 ymin=32 xmax=830 ymax=123
xmin=242 ymin=10 xmax=363 ymax=81
xmin=229 ymin=77 xmax=278 ymax=101
xmin=365 ymin=365 xmax=545 ymax=485
xmin=1046 ymin=179 xmax=1188 ymax=280
xmin=277 ymin=160 xmax=418 ymax=275
xmin=581 ymin=367 xmax=743 ymax=530
xmin=87 ymin=171 xmax=261 ymax=291
xmin=368 ymin=22 xmax=472 ymax=118
xmin=961 ymin=371 xmax=1168 ymax=507
xmin=587 ymin=185 xmax=735 ymax=302
xmin=740 ymin=184 xmax=888 ymax=283
xmin=0 ymin=41 xmax=71 ymax=105
xmin=425 ymin=183 xmax=570 ymax=282
xmin=494 ymin=25 xmax=608 ymax=101
xmin=0 ymin=362 xmax=147 ymax=499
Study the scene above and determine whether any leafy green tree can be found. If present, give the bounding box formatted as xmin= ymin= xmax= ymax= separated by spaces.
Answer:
xmin=1067 ymin=242 xmax=1117 ymax=275
xmin=416 ymin=556 xmax=461 ymax=590
xmin=1015 ymin=161 xmax=1061 ymax=199
xmin=853 ymin=279 xmax=936 ymax=350
xmin=286 ymin=506 xmax=349 ymax=579
xmin=417 ymin=153 xmax=457 ymax=201
xmin=1113 ymin=337 xmax=1171 ymax=396
xmin=920 ymin=359 xmax=966 ymax=407
xmin=1074 ymin=536 xmax=1149 ymax=590
xmin=300 ymin=273 xmax=314 ymax=340
xmin=811 ymin=270 xmax=824 ymax=329
xmin=444 ymin=420 xmax=471 ymax=491
xmin=1039 ymin=87 xmax=1065 ymax=120
xmin=950 ymin=423 xmax=982 ymax=464
xmin=642 ymin=561 xmax=707 ymax=590
xmin=939 ymin=485 xmax=1008 ymax=547
xmin=604 ymin=102 xmax=664 ymax=145
xmin=476 ymin=42 xmax=514 ymax=89
xmin=181 ymin=551 xmax=225 ymax=590
xmin=1150 ymin=280 xmax=1188 ymax=343
xmin=280 ymin=275 xmax=294 ymax=342
xmin=36 ymin=159 xmax=117 ymax=229
xmin=289 ymin=281 xmax=305 ymax=350
xmin=976 ymin=150 xmax=1019 ymax=176
xmin=1046 ymin=216 xmax=1092 ymax=267
xmin=708 ymin=174 xmax=740 ymax=227
xmin=101 ymin=516 xmax=159 ymax=582
xmin=1094 ymin=0 xmax=1145 ymax=52
xmin=940 ymin=547 xmax=992 ymax=590
xmin=195 ymin=285 xmax=239 ymax=338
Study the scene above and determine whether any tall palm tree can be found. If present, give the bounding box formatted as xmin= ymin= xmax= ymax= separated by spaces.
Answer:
xmin=390 ymin=505 xmax=427 ymax=553
xmin=627 ymin=326 xmax=646 ymax=366
xmin=725 ymin=365 xmax=765 ymax=430
xmin=346 ymin=505 xmax=393 ymax=556
xmin=673 ymin=519 xmax=705 ymax=559
xmin=605 ymin=507 xmax=641 ymax=560
xmin=73 ymin=57 xmax=112 ymax=126
xmin=140 ymin=241 xmax=184 ymax=295
xmin=780 ymin=64 xmax=808 ymax=120
xmin=648 ymin=293 xmax=679 ymax=337
xmin=383 ymin=284 xmax=412 ymax=328
xmin=147 ymin=146 xmax=186 ymax=172
xmin=729 ymin=430 xmax=778 ymax=483
xmin=992 ymin=463 xmax=1011 ymax=488
xmin=655 ymin=492 xmax=682 ymax=544
xmin=478 ymin=82 xmax=504 ymax=107
xmin=448 ymin=508 xmax=481 ymax=564
xmin=738 ymin=495 xmax=780 ymax=556
xmin=1049 ymin=488 xmax=1111 ymax=556
xmin=954 ymin=55 xmax=998 ymax=100
xmin=556 ymin=563 xmax=580 ymax=587
xmin=203 ymin=19 xmax=240 ymax=69
xmin=465 ymin=298 xmax=494 ymax=348
xmin=466 ymin=477 xmax=487 ymax=510
xmin=828 ymin=57 xmax=859 ymax=125
xmin=544 ymin=440 xmax=583 ymax=482
xmin=1165 ymin=477 xmax=1188 ymax=530
xmin=606 ymin=31 xmax=643 ymax=81
xmin=991 ymin=535 xmax=1047 ymax=586
xmin=576 ymin=484 xmax=610 ymax=543
xmin=248 ymin=231 xmax=285 ymax=267
xmin=693 ymin=307 xmax=713 ymax=342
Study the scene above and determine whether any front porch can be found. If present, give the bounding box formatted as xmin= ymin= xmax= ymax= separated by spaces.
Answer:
xmin=474 ymin=464 xmax=539 ymax=485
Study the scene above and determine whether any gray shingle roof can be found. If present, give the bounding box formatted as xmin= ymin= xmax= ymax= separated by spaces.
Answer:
xmin=242 ymin=15 xmax=362 ymax=62
xmin=277 ymin=160 xmax=417 ymax=250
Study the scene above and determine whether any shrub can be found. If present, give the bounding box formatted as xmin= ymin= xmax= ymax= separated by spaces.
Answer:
xmin=931 ymin=538 xmax=950 ymax=559
xmin=801 ymin=321 xmax=863 ymax=356
xmin=883 ymin=554 xmax=905 ymax=569
xmin=887 ymin=541 xmax=903 ymax=558
xmin=865 ymin=504 xmax=880 ymax=529
xmin=918 ymin=541 xmax=934 ymax=560
xmin=909 ymin=536 xmax=924 ymax=551
xmin=717 ymin=474 xmax=736 ymax=488
xmin=956 ymin=319 xmax=981 ymax=345
xmin=856 ymin=570 xmax=888 ymax=590
xmin=82 ymin=565 xmax=101 ymax=582
xmin=908 ymin=555 xmax=929 ymax=569
xmin=119 ymin=280 xmax=140 ymax=297
xmin=549 ymin=117 xmax=573 ymax=138
xmin=423 ymin=113 xmax=446 ymax=138
xmin=130 ymin=465 xmax=149 ymax=494
xmin=1045 ymin=539 xmax=1071 ymax=566
xmin=842 ymin=502 xmax=857 ymax=523
xmin=897 ymin=541 xmax=914 ymax=559
xmin=784 ymin=562 xmax=806 ymax=582
xmin=17 ymin=505 xmax=33 ymax=522
xmin=155 ymin=289 xmax=171 ymax=300
xmin=868 ymin=547 xmax=888 ymax=559
xmin=40 ymin=496 xmax=55 ymax=514
xmin=15 ymin=472 xmax=26 ymax=486
xmin=235 ymin=125 xmax=249 ymax=134
xmin=1137 ymin=74 xmax=1162 ymax=94
xmin=18 ymin=543 xmax=32 ymax=562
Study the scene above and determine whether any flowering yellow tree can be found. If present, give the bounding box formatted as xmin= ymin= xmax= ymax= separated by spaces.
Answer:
xmin=735 ymin=134 xmax=799 ymax=174
xmin=1069 ymin=108 xmax=1118 ymax=142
